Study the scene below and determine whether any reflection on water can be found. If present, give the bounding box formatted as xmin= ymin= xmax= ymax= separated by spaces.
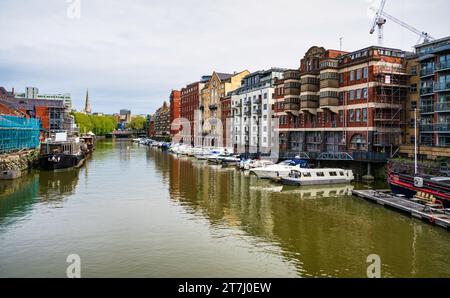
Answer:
xmin=1 ymin=141 xmax=450 ymax=278
xmin=0 ymin=169 xmax=80 ymax=227
xmin=152 ymin=149 xmax=450 ymax=278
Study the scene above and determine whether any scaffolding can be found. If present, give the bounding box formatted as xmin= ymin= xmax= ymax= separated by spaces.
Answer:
xmin=372 ymin=64 xmax=408 ymax=156
xmin=0 ymin=115 xmax=40 ymax=154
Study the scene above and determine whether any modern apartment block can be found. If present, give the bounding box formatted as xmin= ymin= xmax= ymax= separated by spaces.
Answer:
xmin=278 ymin=46 xmax=408 ymax=161
xmin=231 ymin=68 xmax=285 ymax=154
xmin=411 ymin=36 xmax=450 ymax=159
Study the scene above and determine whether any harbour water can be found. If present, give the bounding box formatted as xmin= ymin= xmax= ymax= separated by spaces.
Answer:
xmin=1 ymin=140 xmax=450 ymax=278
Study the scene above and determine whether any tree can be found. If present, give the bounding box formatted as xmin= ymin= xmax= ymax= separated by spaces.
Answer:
xmin=127 ymin=116 xmax=146 ymax=131
xmin=73 ymin=113 xmax=117 ymax=136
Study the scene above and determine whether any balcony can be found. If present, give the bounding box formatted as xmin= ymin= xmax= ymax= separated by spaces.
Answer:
xmin=320 ymin=97 xmax=339 ymax=107
xmin=420 ymin=87 xmax=435 ymax=96
xmin=436 ymin=123 xmax=450 ymax=132
xmin=437 ymin=103 xmax=450 ymax=112
xmin=244 ymin=100 xmax=251 ymax=106
xmin=320 ymin=79 xmax=339 ymax=89
xmin=420 ymin=124 xmax=435 ymax=132
xmin=435 ymin=82 xmax=450 ymax=92
xmin=284 ymin=70 xmax=301 ymax=80
xmin=253 ymin=108 xmax=262 ymax=115
xmin=244 ymin=111 xmax=251 ymax=117
xmin=420 ymin=68 xmax=435 ymax=77
xmin=420 ymin=104 xmax=434 ymax=114
xmin=285 ymin=96 xmax=300 ymax=113
xmin=436 ymin=62 xmax=450 ymax=72
xmin=234 ymin=103 xmax=242 ymax=108
xmin=307 ymin=137 xmax=323 ymax=144
xmin=300 ymin=100 xmax=319 ymax=109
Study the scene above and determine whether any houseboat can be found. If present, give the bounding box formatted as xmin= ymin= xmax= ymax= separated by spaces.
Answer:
xmin=280 ymin=168 xmax=355 ymax=186
xmin=388 ymin=160 xmax=450 ymax=208
xmin=39 ymin=132 xmax=85 ymax=171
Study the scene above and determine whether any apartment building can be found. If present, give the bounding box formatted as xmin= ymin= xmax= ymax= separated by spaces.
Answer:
xmin=154 ymin=101 xmax=170 ymax=139
xmin=231 ymin=68 xmax=285 ymax=155
xmin=279 ymin=46 xmax=408 ymax=161
xmin=200 ymin=71 xmax=250 ymax=142
xmin=180 ymin=76 xmax=210 ymax=145
xmin=169 ymin=90 xmax=181 ymax=138
xmin=416 ymin=36 xmax=450 ymax=159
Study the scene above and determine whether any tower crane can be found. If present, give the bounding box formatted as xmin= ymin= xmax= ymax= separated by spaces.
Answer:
xmin=369 ymin=0 xmax=435 ymax=46
xmin=369 ymin=0 xmax=387 ymax=46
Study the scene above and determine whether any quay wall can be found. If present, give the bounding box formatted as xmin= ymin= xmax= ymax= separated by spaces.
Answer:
xmin=0 ymin=150 xmax=39 ymax=179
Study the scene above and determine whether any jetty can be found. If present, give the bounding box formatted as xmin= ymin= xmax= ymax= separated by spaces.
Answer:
xmin=353 ymin=189 xmax=450 ymax=230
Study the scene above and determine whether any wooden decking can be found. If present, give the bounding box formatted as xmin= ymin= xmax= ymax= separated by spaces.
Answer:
xmin=352 ymin=190 xmax=450 ymax=230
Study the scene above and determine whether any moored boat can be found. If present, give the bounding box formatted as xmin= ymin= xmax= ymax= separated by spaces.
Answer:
xmin=39 ymin=132 xmax=85 ymax=171
xmin=280 ymin=168 xmax=354 ymax=186
xmin=250 ymin=159 xmax=309 ymax=179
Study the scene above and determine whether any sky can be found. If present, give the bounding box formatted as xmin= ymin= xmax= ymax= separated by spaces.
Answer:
xmin=0 ymin=0 xmax=449 ymax=115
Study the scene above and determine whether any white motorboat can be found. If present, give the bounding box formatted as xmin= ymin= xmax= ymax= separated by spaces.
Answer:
xmin=250 ymin=159 xmax=309 ymax=179
xmin=280 ymin=168 xmax=354 ymax=186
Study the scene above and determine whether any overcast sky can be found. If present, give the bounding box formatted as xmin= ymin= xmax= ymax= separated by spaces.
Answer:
xmin=0 ymin=0 xmax=449 ymax=114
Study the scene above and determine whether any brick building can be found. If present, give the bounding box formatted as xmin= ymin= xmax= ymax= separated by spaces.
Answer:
xmin=169 ymin=90 xmax=181 ymax=138
xmin=279 ymin=46 xmax=408 ymax=162
xmin=154 ymin=101 xmax=170 ymax=140
xmin=180 ymin=76 xmax=210 ymax=145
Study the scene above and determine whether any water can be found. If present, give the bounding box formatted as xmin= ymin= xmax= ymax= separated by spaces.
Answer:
xmin=1 ymin=140 xmax=450 ymax=278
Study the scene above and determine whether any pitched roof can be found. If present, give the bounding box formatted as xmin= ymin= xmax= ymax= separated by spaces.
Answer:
xmin=216 ymin=73 xmax=234 ymax=81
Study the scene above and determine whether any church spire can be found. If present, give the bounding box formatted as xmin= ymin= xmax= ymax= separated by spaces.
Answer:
xmin=85 ymin=89 xmax=91 ymax=114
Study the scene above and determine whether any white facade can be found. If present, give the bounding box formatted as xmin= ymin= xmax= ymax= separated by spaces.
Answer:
xmin=15 ymin=87 xmax=72 ymax=111
xmin=231 ymin=68 xmax=285 ymax=154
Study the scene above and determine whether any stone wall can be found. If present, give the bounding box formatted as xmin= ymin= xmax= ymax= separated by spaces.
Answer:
xmin=0 ymin=150 xmax=39 ymax=173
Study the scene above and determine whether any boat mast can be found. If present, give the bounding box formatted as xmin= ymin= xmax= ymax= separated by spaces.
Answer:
xmin=414 ymin=108 xmax=418 ymax=175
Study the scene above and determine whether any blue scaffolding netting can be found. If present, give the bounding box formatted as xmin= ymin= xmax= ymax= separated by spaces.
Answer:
xmin=0 ymin=115 xmax=41 ymax=154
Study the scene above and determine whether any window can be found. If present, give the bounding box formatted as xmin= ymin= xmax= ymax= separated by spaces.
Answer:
xmin=363 ymin=108 xmax=368 ymax=122
xmin=356 ymin=69 xmax=361 ymax=80
xmin=349 ymin=90 xmax=355 ymax=100
xmin=339 ymin=73 xmax=344 ymax=84
xmin=316 ymin=172 xmax=325 ymax=177
xmin=363 ymin=88 xmax=368 ymax=99
xmin=411 ymin=101 xmax=417 ymax=110
xmin=263 ymin=104 xmax=268 ymax=110
xmin=349 ymin=109 xmax=355 ymax=122
xmin=264 ymin=93 xmax=268 ymax=99
xmin=303 ymin=172 xmax=312 ymax=178
xmin=363 ymin=67 xmax=368 ymax=79
xmin=340 ymin=172 xmax=345 ymax=176
xmin=411 ymin=66 xmax=417 ymax=76
xmin=356 ymin=109 xmax=361 ymax=121
xmin=356 ymin=89 xmax=361 ymax=99
xmin=339 ymin=110 xmax=344 ymax=123
xmin=350 ymin=70 xmax=355 ymax=81
xmin=410 ymin=84 xmax=418 ymax=93
xmin=330 ymin=172 xmax=337 ymax=177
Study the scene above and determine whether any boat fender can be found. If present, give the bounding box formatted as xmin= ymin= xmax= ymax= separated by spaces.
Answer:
xmin=429 ymin=216 xmax=436 ymax=224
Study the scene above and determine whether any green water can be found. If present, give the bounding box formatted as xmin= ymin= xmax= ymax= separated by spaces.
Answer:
xmin=1 ymin=140 xmax=449 ymax=277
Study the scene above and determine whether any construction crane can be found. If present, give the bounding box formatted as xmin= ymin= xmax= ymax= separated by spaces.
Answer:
xmin=369 ymin=0 xmax=387 ymax=46
xmin=369 ymin=0 xmax=435 ymax=46
xmin=380 ymin=11 xmax=435 ymax=44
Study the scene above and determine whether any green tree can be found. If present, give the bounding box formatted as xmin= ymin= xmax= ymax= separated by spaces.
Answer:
xmin=127 ymin=116 xmax=147 ymax=131
xmin=73 ymin=113 xmax=118 ymax=136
